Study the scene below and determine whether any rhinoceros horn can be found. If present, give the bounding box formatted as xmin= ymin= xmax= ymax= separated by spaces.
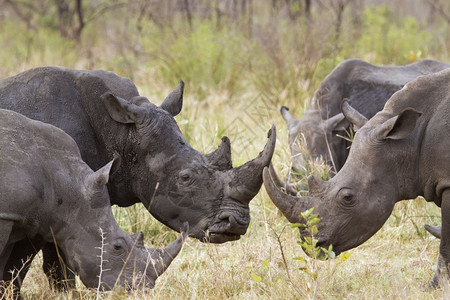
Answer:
xmin=206 ymin=136 xmax=232 ymax=171
xmin=424 ymin=224 xmax=441 ymax=239
xmin=263 ymin=166 xmax=312 ymax=223
xmin=226 ymin=125 xmax=276 ymax=202
xmin=150 ymin=222 xmax=189 ymax=276
xmin=268 ymin=163 xmax=298 ymax=196
xmin=341 ymin=99 xmax=368 ymax=130
xmin=280 ymin=106 xmax=297 ymax=129
xmin=323 ymin=113 xmax=347 ymax=131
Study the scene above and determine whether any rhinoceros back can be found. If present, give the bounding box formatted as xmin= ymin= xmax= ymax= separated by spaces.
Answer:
xmin=315 ymin=59 xmax=450 ymax=120
xmin=0 ymin=66 xmax=139 ymax=171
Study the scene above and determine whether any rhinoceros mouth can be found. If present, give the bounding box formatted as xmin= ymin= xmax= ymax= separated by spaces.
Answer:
xmin=203 ymin=232 xmax=241 ymax=243
xmin=201 ymin=214 xmax=248 ymax=243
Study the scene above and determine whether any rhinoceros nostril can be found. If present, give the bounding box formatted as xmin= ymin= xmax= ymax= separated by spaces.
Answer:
xmin=223 ymin=215 xmax=248 ymax=235
xmin=228 ymin=215 xmax=238 ymax=228
xmin=218 ymin=212 xmax=231 ymax=221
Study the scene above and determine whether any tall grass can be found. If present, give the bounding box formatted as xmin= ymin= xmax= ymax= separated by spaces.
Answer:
xmin=1 ymin=1 xmax=449 ymax=299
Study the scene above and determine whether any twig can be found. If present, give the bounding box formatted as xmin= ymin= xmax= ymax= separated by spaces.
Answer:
xmin=96 ymin=227 xmax=109 ymax=299
xmin=0 ymin=256 xmax=32 ymax=300
xmin=271 ymin=226 xmax=306 ymax=297
xmin=50 ymin=227 xmax=70 ymax=290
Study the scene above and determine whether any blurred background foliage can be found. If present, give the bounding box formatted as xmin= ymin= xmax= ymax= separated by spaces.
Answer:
xmin=1 ymin=0 xmax=449 ymax=105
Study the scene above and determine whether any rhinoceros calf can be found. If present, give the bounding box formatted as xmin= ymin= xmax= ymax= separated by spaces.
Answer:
xmin=0 ymin=109 xmax=187 ymax=293
xmin=0 ymin=67 xmax=275 ymax=288
xmin=265 ymin=68 xmax=450 ymax=287
xmin=281 ymin=59 xmax=449 ymax=179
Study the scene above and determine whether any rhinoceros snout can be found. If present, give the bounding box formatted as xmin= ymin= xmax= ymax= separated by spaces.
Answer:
xmin=205 ymin=212 xmax=249 ymax=243
xmin=221 ymin=213 xmax=248 ymax=235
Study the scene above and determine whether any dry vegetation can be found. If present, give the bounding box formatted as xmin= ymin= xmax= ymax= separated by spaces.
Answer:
xmin=1 ymin=0 xmax=450 ymax=299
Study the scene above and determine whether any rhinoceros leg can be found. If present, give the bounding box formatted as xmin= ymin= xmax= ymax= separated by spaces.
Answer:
xmin=42 ymin=243 xmax=76 ymax=291
xmin=429 ymin=254 xmax=445 ymax=289
xmin=2 ymin=237 xmax=45 ymax=298
xmin=0 ymin=220 xmax=14 ymax=277
xmin=430 ymin=190 xmax=450 ymax=288
xmin=0 ymin=220 xmax=16 ymax=296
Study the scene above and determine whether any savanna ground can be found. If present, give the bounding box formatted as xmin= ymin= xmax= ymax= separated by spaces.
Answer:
xmin=1 ymin=0 xmax=450 ymax=299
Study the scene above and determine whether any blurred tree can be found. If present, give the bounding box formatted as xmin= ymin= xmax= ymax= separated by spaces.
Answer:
xmin=318 ymin=0 xmax=354 ymax=43
xmin=3 ymin=0 xmax=125 ymax=42
xmin=426 ymin=0 xmax=450 ymax=24
xmin=54 ymin=0 xmax=84 ymax=41
xmin=183 ymin=0 xmax=193 ymax=29
xmin=284 ymin=0 xmax=311 ymax=21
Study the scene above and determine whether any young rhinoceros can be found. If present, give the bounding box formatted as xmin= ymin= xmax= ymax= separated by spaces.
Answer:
xmin=0 ymin=109 xmax=187 ymax=293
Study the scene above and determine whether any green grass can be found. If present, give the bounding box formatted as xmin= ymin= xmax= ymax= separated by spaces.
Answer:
xmin=1 ymin=1 xmax=450 ymax=299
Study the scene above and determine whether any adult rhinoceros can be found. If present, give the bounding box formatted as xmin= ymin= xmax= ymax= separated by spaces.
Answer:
xmin=281 ymin=59 xmax=449 ymax=179
xmin=265 ymin=68 xmax=450 ymax=287
xmin=0 ymin=109 xmax=187 ymax=294
xmin=0 ymin=67 xmax=275 ymax=287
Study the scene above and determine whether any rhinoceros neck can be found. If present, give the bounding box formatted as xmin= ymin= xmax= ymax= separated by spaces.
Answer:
xmin=74 ymin=72 xmax=143 ymax=206
xmin=107 ymin=136 xmax=143 ymax=207
xmin=81 ymin=114 xmax=141 ymax=207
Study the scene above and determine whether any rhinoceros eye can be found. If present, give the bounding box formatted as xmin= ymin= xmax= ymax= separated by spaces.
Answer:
xmin=339 ymin=188 xmax=355 ymax=205
xmin=112 ymin=238 xmax=127 ymax=255
xmin=179 ymin=169 xmax=194 ymax=184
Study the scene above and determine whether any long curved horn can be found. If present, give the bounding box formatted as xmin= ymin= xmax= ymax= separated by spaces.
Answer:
xmin=268 ymin=163 xmax=298 ymax=196
xmin=227 ymin=125 xmax=276 ymax=202
xmin=280 ymin=106 xmax=297 ymax=129
xmin=150 ymin=222 xmax=189 ymax=276
xmin=205 ymin=136 xmax=232 ymax=171
xmin=424 ymin=224 xmax=441 ymax=239
xmin=341 ymin=99 xmax=368 ymax=130
xmin=263 ymin=167 xmax=312 ymax=223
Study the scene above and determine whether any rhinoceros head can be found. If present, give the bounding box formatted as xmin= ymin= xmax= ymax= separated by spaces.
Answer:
xmin=100 ymin=82 xmax=276 ymax=243
xmin=265 ymin=100 xmax=422 ymax=254
xmin=280 ymin=106 xmax=348 ymax=177
xmin=61 ymin=157 xmax=187 ymax=290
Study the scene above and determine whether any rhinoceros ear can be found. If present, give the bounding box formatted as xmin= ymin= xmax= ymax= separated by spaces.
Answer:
xmin=376 ymin=108 xmax=422 ymax=140
xmin=131 ymin=232 xmax=145 ymax=246
xmin=160 ymin=81 xmax=184 ymax=117
xmin=101 ymin=92 xmax=146 ymax=124
xmin=87 ymin=154 xmax=121 ymax=188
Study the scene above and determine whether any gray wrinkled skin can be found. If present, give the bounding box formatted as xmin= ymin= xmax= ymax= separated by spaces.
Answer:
xmin=265 ymin=69 xmax=450 ymax=287
xmin=0 ymin=109 xmax=187 ymax=293
xmin=281 ymin=59 xmax=449 ymax=177
xmin=0 ymin=66 xmax=276 ymax=243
